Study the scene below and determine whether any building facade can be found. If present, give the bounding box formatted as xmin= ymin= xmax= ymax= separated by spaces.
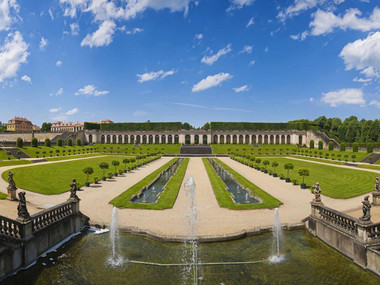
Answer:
xmin=51 ymin=121 xmax=84 ymax=132
xmin=6 ymin=117 xmax=33 ymax=132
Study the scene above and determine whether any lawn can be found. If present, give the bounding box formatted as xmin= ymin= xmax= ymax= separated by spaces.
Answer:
xmin=110 ymin=158 xmax=189 ymax=209
xmin=95 ymin=143 xmax=181 ymax=154
xmin=211 ymin=144 xmax=298 ymax=156
xmin=0 ymin=192 xmax=7 ymax=199
xmin=203 ymin=158 xmax=282 ymax=209
xmin=20 ymin=146 xmax=98 ymax=158
xmin=288 ymin=155 xmax=346 ymax=166
xmin=0 ymin=160 xmax=32 ymax=167
xmin=231 ymin=156 xmax=376 ymax=198
xmin=1 ymin=155 xmax=160 ymax=195
xmin=0 ymin=149 xmax=14 ymax=160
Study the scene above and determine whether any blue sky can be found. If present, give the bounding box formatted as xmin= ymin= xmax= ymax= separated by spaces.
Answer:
xmin=0 ymin=0 xmax=380 ymax=127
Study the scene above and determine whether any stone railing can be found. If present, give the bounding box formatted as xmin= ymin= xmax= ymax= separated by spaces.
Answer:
xmin=31 ymin=201 xmax=74 ymax=233
xmin=317 ymin=205 xmax=358 ymax=236
xmin=365 ymin=222 xmax=380 ymax=242
xmin=0 ymin=216 xmax=23 ymax=241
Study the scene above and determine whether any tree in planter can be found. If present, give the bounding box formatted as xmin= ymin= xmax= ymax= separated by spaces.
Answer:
xmin=112 ymin=160 xmax=120 ymax=176
xmin=319 ymin=151 xmax=323 ymax=158
xmin=31 ymin=137 xmax=38 ymax=147
xmin=255 ymin=158 xmax=261 ymax=170
xmin=99 ymin=162 xmax=109 ymax=181
xmin=328 ymin=141 xmax=334 ymax=151
xmin=284 ymin=163 xmax=294 ymax=182
xmin=331 ymin=153 xmax=335 ymax=160
xmin=67 ymin=138 xmax=73 ymax=146
xmin=62 ymin=149 xmax=66 ymax=156
xmin=298 ymin=168 xmax=309 ymax=189
xmin=49 ymin=150 xmax=53 ymax=157
xmin=42 ymin=151 xmax=46 ymax=157
xmin=16 ymin=137 xmax=23 ymax=148
xmin=6 ymin=151 xmax=11 ymax=160
xmin=45 ymin=138 xmax=51 ymax=147
xmin=344 ymin=154 xmax=348 ymax=161
xmin=83 ymin=166 xmax=94 ymax=187
xmin=318 ymin=141 xmax=323 ymax=150
xmin=76 ymin=139 xmax=81 ymax=146
xmin=56 ymin=149 xmax=60 ymax=156
xmin=35 ymin=151 xmax=39 ymax=158
xmin=337 ymin=154 xmax=341 ymax=160
xmin=68 ymin=149 xmax=72 ymax=155
xmin=369 ymin=156 xmax=374 ymax=164
xmin=309 ymin=140 xmax=314 ymax=149
xmin=262 ymin=160 xmax=270 ymax=173
xmin=325 ymin=153 xmax=330 ymax=159
xmin=122 ymin=158 xmax=130 ymax=173
xmin=16 ymin=150 xmax=22 ymax=159
xmin=272 ymin=161 xmax=279 ymax=177
xmin=351 ymin=154 xmax=356 ymax=162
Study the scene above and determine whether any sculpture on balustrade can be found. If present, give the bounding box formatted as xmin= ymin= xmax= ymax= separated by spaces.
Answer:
xmin=69 ymin=179 xmax=80 ymax=201
xmin=360 ymin=195 xmax=371 ymax=222
xmin=7 ymin=171 xmax=18 ymax=201
xmin=17 ymin=191 xmax=30 ymax=221
xmin=312 ymin=182 xmax=322 ymax=204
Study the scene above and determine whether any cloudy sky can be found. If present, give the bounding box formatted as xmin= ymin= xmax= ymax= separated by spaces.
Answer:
xmin=0 ymin=0 xmax=379 ymax=127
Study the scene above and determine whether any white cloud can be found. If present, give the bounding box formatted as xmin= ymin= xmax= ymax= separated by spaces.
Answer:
xmin=233 ymin=85 xmax=249 ymax=92
xmin=249 ymin=59 xmax=255 ymax=65
xmin=370 ymin=100 xmax=380 ymax=108
xmin=290 ymin=31 xmax=309 ymax=41
xmin=195 ymin=33 xmax=203 ymax=40
xmin=65 ymin=108 xmax=79 ymax=115
xmin=201 ymin=44 xmax=232 ymax=65
xmin=340 ymin=32 xmax=380 ymax=79
xmin=353 ymin=77 xmax=372 ymax=83
xmin=192 ymin=72 xmax=232 ymax=92
xmin=56 ymin=60 xmax=62 ymax=67
xmin=49 ymin=107 xmax=61 ymax=113
xmin=278 ymin=0 xmax=321 ymax=21
xmin=321 ymin=88 xmax=365 ymax=107
xmin=70 ymin=23 xmax=79 ymax=35
xmin=56 ymin=88 xmax=64 ymax=96
xmin=264 ymin=47 xmax=269 ymax=53
xmin=0 ymin=31 xmax=29 ymax=82
xmin=39 ymin=37 xmax=48 ymax=51
xmin=246 ymin=17 xmax=254 ymax=27
xmin=309 ymin=97 xmax=315 ymax=102
xmin=81 ymin=20 xmax=116 ymax=48
xmin=239 ymin=45 xmax=253 ymax=54
xmin=310 ymin=7 xmax=380 ymax=36
xmin=137 ymin=69 xmax=176 ymax=83
xmin=0 ymin=0 xmax=19 ymax=31
xmin=126 ymin=27 xmax=143 ymax=34
xmin=227 ymin=0 xmax=254 ymax=12
xmin=48 ymin=8 xmax=54 ymax=20
xmin=75 ymin=84 xmax=109 ymax=96
xmin=21 ymin=75 xmax=31 ymax=83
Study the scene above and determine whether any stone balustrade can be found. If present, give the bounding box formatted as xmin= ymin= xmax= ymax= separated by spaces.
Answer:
xmin=0 ymin=216 xmax=23 ymax=241
xmin=317 ymin=205 xmax=358 ymax=236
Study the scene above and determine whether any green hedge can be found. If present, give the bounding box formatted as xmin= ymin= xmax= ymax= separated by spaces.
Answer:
xmin=84 ymin=122 xmax=101 ymax=130
xmin=100 ymin=122 xmax=182 ymax=131
xmin=209 ymin=122 xmax=307 ymax=131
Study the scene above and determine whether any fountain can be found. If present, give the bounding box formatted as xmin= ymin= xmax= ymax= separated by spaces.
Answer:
xmin=108 ymin=207 xmax=124 ymax=267
xmin=269 ymin=208 xmax=285 ymax=263
xmin=182 ymin=176 xmax=199 ymax=285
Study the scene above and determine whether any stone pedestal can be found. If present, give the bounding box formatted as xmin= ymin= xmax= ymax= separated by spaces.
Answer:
xmin=7 ymin=189 xmax=17 ymax=201
xmin=372 ymin=191 xmax=380 ymax=206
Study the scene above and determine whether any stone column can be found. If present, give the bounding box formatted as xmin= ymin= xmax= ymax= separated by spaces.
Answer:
xmin=190 ymin=134 xmax=194 ymax=144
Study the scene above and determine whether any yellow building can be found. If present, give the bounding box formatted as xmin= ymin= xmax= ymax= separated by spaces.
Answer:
xmin=7 ymin=117 xmax=33 ymax=132
xmin=51 ymin=121 xmax=84 ymax=132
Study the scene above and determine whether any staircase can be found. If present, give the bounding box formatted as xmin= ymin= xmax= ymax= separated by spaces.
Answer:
xmin=361 ymin=153 xmax=380 ymax=164
xmin=180 ymin=145 xmax=212 ymax=155
xmin=4 ymin=148 xmax=30 ymax=159
xmin=51 ymin=132 xmax=74 ymax=143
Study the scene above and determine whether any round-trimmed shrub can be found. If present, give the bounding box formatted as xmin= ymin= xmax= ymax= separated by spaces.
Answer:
xmin=76 ymin=139 xmax=82 ymax=146
xmin=318 ymin=141 xmax=323 ymax=150
xmin=67 ymin=138 xmax=73 ymax=146
xmin=45 ymin=138 xmax=51 ymax=147
xmin=16 ymin=137 xmax=23 ymax=148
xmin=309 ymin=140 xmax=314 ymax=149
xmin=31 ymin=137 xmax=38 ymax=147
xmin=340 ymin=142 xmax=346 ymax=152
xmin=57 ymin=138 xmax=63 ymax=147
xmin=352 ymin=142 xmax=359 ymax=153
xmin=328 ymin=141 xmax=334 ymax=151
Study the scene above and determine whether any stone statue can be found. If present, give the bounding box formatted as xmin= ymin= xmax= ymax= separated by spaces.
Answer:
xmin=313 ymin=182 xmax=322 ymax=203
xmin=360 ymin=195 xmax=371 ymax=222
xmin=69 ymin=179 xmax=79 ymax=201
xmin=17 ymin=191 xmax=30 ymax=221
xmin=7 ymin=171 xmax=17 ymax=201
xmin=375 ymin=177 xmax=379 ymax=192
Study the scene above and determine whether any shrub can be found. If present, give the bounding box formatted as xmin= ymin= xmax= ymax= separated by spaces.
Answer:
xmin=122 ymin=158 xmax=130 ymax=171
xmin=31 ymin=137 xmax=38 ymax=147
xmin=67 ymin=138 xmax=73 ymax=146
xmin=328 ymin=141 xmax=334 ymax=151
xmin=57 ymin=138 xmax=63 ymax=146
xmin=298 ymin=168 xmax=310 ymax=184
xmin=112 ymin=160 xmax=120 ymax=174
xmin=340 ymin=142 xmax=346 ymax=152
xmin=83 ymin=166 xmax=94 ymax=183
xmin=263 ymin=160 xmax=270 ymax=167
xmin=76 ymin=139 xmax=81 ymax=146
xmin=351 ymin=154 xmax=356 ymax=162
xmin=309 ymin=140 xmax=314 ymax=149
xmin=45 ymin=138 xmax=51 ymax=147
xmin=272 ymin=161 xmax=279 ymax=173
xmin=99 ymin=162 xmax=109 ymax=178
xmin=118 ymin=169 xmax=123 ymax=175
xmin=352 ymin=142 xmax=359 ymax=152
xmin=367 ymin=145 xmax=373 ymax=153
xmin=284 ymin=163 xmax=294 ymax=178
xmin=108 ymin=172 xmax=113 ymax=179
xmin=292 ymin=179 xmax=298 ymax=185
xmin=16 ymin=137 xmax=23 ymax=148
xmin=318 ymin=141 xmax=323 ymax=150
xmin=94 ymin=177 xmax=99 ymax=184
xmin=255 ymin=158 xmax=261 ymax=164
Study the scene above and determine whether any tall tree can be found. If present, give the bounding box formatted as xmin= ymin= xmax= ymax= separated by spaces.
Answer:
xmin=41 ymin=122 xmax=52 ymax=132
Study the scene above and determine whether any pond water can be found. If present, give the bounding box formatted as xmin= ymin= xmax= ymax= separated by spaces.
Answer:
xmin=4 ymin=229 xmax=380 ymax=285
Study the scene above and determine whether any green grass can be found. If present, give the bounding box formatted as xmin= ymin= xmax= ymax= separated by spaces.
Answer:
xmin=232 ymin=156 xmax=376 ymax=198
xmin=0 ymin=149 xmax=14 ymax=160
xmin=203 ymin=158 xmax=282 ymax=209
xmin=19 ymin=146 xmax=98 ymax=158
xmin=0 ymin=192 xmax=7 ymax=199
xmin=1 ymin=155 xmax=160 ymax=195
xmin=358 ymin=164 xmax=380 ymax=170
xmin=288 ymin=155 xmax=346 ymax=166
xmin=211 ymin=144 xmax=298 ymax=156
xmin=95 ymin=144 xmax=181 ymax=155
xmin=295 ymin=149 xmax=368 ymax=162
xmin=0 ymin=160 xmax=33 ymax=167
xmin=45 ymin=153 xmax=103 ymax=161
xmin=110 ymin=158 xmax=189 ymax=209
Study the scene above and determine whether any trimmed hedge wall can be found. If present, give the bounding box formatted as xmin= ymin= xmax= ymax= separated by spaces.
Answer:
xmin=100 ymin=122 xmax=182 ymax=131
xmin=84 ymin=122 xmax=101 ymax=130
xmin=209 ymin=122 xmax=307 ymax=131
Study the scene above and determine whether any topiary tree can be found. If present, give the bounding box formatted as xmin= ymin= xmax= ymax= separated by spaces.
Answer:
xmin=367 ymin=144 xmax=373 ymax=153
xmin=76 ymin=139 xmax=81 ymax=146
xmin=352 ymin=142 xmax=359 ymax=153
xmin=57 ymin=138 xmax=63 ymax=147
xmin=309 ymin=140 xmax=314 ymax=149
xmin=31 ymin=137 xmax=38 ymax=147
xmin=318 ymin=140 xmax=323 ymax=150
xmin=340 ymin=142 xmax=346 ymax=152
xmin=45 ymin=138 xmax=51 ymax=147
xmin=272 ymin=161 xmax=279 ymax=176
xmin=328 ymin=141 xmax=334 ymax=151
xmin=112 ymin=160 xmax=120 ymax=175
xmin=99 ymin=162 xmax=109 ymax=180
xmin=16 ymin=137 xmax=23 ymax=148
xmin=298 ymin=168 xmax=309 ymax=188
xmin=123 ymin=158 xmax=130 ymax=172
xmin=284 ymin=163 xmax=294 ymax=181
xmin=67 ymin=138 xmax=73 ymax=146
xmin=83 ymin=166 xmax=94 ymax=186
xmin=262 ymin=160 xmax=270 ymax=172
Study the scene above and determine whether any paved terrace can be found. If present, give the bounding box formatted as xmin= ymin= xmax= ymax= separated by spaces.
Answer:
xmin=0 ymin=156 xmax=378 ymax=238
